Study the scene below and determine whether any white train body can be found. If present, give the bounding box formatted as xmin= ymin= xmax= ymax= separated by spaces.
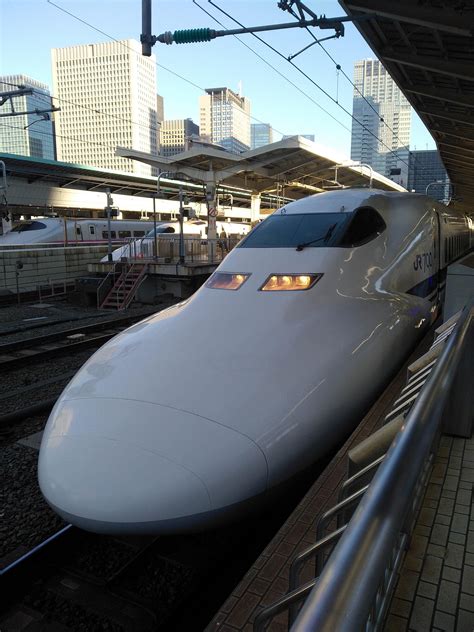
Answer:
xmin=104 ymin=219 xmax=251 ymax=262
xmin=0 ymin=217 xmax=155 ymax=247
xmin=38 ymin=190 xmax=473 ymax=534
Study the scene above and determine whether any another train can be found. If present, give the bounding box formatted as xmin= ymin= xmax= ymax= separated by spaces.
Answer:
xmin=0 ymin=217 xmax=155 ymax=247
xmin=38 ymin=190 xmax=473 ymax=534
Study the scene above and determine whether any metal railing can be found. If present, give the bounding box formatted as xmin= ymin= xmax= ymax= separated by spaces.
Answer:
xmin=96 ymin=262 xmax=120 ymax=308
xmin=116 ymin=235 xmax=242 ymax=264
xmin=290 ymin=300 xmax=473 ymax=631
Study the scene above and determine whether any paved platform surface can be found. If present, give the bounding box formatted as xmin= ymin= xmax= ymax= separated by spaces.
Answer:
xmin=386 ymin=435 xmax=474 ymax=632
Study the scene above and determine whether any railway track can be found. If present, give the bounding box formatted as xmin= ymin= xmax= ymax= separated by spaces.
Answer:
xmin=0 ymin=311 xmax=156 ymax=372
xmin=1 ymin=526 xmax=164 ymax=631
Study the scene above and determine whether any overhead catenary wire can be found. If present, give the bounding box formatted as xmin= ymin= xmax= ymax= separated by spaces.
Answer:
xmin=280 ymin=4 xmax=427 ymax=181
xmin=192 ymin=0 xmax=351 ymax=133
xmin=44 ymin=0 xmax=290 ymax=140
xmin=206 ymin=0 xmax=419 ymax=174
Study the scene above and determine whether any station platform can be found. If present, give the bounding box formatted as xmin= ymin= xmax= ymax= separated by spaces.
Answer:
xmin=206 ymin=254 xmax=474 ymax=632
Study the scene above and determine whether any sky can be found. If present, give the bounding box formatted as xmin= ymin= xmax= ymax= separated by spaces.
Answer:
xmin=0 ymin=0 xmax=435 ymax=159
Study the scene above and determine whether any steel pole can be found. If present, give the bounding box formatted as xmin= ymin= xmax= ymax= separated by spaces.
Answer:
xmin=152 ymin=195 xmax=157 ymax=260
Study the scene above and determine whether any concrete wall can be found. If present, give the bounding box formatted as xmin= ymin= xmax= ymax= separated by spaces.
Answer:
xmin=0 ymin=245 xmax=109 ymax=293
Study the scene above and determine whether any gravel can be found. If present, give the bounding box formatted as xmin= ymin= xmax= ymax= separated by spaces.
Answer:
xmin=0 ymin=296 xmax=174 ymax=344
xmin=114 ymin=551 xmax=196 ymax=625
xmin=24 ymin=589 xmax=128 ymax=632
xmin=0 ymin=443 xmax=65 ymax=565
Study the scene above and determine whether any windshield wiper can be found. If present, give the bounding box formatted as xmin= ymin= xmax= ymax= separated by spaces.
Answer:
xmin=296 ymin=223 xmax=337 ymax=251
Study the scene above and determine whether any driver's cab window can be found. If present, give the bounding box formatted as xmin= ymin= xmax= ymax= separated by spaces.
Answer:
xmin=339 ymin=207 xmax=386 ymax=247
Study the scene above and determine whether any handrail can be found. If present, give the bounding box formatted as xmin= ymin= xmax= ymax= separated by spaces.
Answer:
xmin=96 ymin=262 xmax=119 ymax=308
xmin=292 ymin=299 xmax=473 ymax=631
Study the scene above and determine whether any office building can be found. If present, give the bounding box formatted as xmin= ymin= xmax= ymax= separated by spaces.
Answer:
xmin=51 ymin=39 xmax=158 ymax=175
xmin=351 ymin=59 xmax=412 ymax=186
xmin=199 ymin=87 xmax=251 ymax=154
xmin=251 ymin=123 xmax=273 ymax=149
xmin=408 ymin=150 xmax=450 ymax=203
xmin=156 ymin=95 xmax=164 ymax=125
xmin=160 ymin=118 xmax=199 ymax=156
xmin=0 ymin=75 xmax=55 ymax=159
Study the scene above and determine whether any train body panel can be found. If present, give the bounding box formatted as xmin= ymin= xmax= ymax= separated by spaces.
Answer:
xmin=0 ymin=217 xmax=155 ymax=246
xmin=38 ymin=189 xmax=473 ymax=534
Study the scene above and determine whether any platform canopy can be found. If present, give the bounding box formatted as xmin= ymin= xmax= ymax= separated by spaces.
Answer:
xmin=116 ymin=135 xmax=405 ymax=199
xmin=340 ymin=0 xmax=474 ymax=212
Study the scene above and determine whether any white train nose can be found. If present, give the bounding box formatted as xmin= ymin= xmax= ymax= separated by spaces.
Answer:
xmin=38 ymin=435 xmax=211 ymax=533
xmin=38 ymin=398 xmax=267 ymax=533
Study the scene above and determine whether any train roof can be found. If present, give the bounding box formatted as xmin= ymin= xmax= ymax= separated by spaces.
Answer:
xmin=278 ymin=189 xmax=425 ymax=215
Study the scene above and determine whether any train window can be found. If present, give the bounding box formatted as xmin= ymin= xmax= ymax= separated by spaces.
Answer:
xmin=238 ymin=213 xmax=348 ymax=248
xmin=339 ymin=207 xmax=386 ymax=247
xmin=11 ymin=221 xmax=47 ymax=232
xmin=76 ymin=226 xmax=82 ymax=236
xmin=119 ymin=230 xmax=131 ymax=238
xmin=102 ymin=231 xmax=117 ymax=238
xmin=133 ymin=230 xmax=146 ymax=237
xmin=89 ymin=225 xmax=96 ymax=235
xmin=160 ymin=227 xmax=175 ymax=234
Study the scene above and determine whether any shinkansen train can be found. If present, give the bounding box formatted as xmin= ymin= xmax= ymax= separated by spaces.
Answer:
xmin=39 ymin=190 xmax=473 ymax=534
xmin=103 ymin=219 xmax=252 ymax=261
xmin=0 ymin=217 xmax=155 ymax=246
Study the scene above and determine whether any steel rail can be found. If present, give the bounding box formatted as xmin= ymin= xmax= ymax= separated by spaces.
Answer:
xmin=0 ymin=310 xmax=157 ymax=354
xmin=0 ymin=524 xmax=74 ymax=576
xmin=292 ymin=299 xmax=473 ymax=631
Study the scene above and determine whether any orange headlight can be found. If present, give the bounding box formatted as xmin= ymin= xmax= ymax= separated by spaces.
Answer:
xmin=206 ymin=272 xmax=250 ymax=290
xmin=259 ymin=273 xmax=322 ymax=291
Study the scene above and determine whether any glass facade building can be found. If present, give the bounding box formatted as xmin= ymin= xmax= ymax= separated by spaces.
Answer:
xmin=408 ymin=150 xmax=450 ymax=203
xmin=0 ymin=75 xmax=55 ymax=159
xmin=251 ymin=123 xmax=273 ymax=149
xmin=351 ymin=59 xmax=412 ymax=187
xmin=199 ymin=87 xmax=251 ymax=154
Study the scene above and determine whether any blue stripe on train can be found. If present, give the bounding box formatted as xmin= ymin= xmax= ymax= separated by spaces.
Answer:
xmin=406 ymin=273 xmax=439 ymax=299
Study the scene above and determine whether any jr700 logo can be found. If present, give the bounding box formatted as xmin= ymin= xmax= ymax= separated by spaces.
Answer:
xmin=413 ymin=252 xmax=433 ymax=271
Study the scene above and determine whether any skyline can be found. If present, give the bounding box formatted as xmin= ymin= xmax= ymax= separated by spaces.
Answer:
xmin=1 ymin=1 xmax=436 ymax=162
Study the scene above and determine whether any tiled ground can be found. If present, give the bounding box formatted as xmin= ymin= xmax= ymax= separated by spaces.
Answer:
xmin=386 ymin=435 xmax=474 ymax=632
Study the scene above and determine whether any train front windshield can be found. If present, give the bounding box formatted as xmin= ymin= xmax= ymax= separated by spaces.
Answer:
xmin=238 ymin=213 xmax=349 ymax=248
xmin=10 ymin=221 xmax=48 ymax=232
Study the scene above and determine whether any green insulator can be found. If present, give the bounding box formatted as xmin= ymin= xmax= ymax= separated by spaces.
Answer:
xmin=173 ymin=28 xmax=213 ymax=44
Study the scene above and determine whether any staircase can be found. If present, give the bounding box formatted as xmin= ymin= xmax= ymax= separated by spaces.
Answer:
xmin=100 ymin=263 xmax=148 ymax=310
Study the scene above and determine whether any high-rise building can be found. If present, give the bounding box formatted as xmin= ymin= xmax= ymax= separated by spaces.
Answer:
xmin=199 ymin=87 xmax=251 ymax=154
xmin=351 ymin=59 xmax=412 ymax=186
xmin=408 ymin=150 xmax=450 ymax=203
xmin=251 ymin=123 xmax=273 ymax=149
xmin=51 ymin=40 xmax=158 ymax=175
xmin=160 ymin=118 xmax=199 ymax=157
xmin=0 ymin=75 xmax=55 ymax=159
xmin=156 ymin=95 xmax=164 ymax=125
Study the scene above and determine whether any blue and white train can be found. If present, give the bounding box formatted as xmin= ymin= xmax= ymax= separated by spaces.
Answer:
xmin=38 ymin=189 xmax=473 ymax=534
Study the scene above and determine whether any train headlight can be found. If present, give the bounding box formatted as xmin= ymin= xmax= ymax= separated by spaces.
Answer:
xmin=259 ymin=273 xmax=322 ymax=291
xmin=206 ymin=272 xmax=251 ymax=290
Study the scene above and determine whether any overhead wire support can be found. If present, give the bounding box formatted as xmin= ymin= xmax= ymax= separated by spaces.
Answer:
xmin=157 ymin=15 xmax=348 ymax=45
